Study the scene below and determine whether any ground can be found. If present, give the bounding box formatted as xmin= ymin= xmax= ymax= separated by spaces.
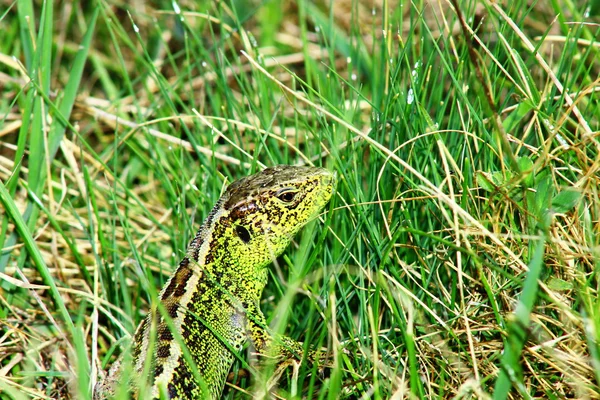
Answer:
xmin=0 ymin=0 xmax=599 ymax=399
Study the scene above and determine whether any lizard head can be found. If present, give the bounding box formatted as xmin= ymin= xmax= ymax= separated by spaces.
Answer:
xmin=215 ymin=165 xmax=335 ymax=271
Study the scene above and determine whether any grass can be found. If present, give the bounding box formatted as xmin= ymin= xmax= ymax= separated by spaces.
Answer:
xmin=0 ymin=0 xmax=599 ymax=398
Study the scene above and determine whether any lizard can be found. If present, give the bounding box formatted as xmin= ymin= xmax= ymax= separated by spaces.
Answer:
xmin=94 ymin=165 xmax=335 ymax=399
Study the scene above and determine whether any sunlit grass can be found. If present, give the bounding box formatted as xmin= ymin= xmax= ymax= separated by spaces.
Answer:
xmin=0 ymin=0 xmax=599 ymax=399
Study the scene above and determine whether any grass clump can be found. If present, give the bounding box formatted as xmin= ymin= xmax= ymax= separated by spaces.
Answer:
xmin=0 ymin=0 xmax=599 ymax=398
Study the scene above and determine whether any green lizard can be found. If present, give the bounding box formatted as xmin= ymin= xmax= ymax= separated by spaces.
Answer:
xmin=95 ymin=165 xmax=335 ymax=399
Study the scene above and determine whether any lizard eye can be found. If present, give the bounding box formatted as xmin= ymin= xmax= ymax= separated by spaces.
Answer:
xmin=276 ymin=188 xmax=297 ymax=203
xmin=235 ymin=225 xmax=251 ymax=243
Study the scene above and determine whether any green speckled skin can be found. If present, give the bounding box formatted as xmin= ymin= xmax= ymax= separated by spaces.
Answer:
xmin=95 ymin=165 xmax=335 ymax=399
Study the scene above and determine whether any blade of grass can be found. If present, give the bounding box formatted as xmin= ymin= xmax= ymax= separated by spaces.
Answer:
xmin=0 ymin=179 xmax=76 ymax=340
xmin=48 ymin=7 xmax=99 ymax=160
xmin=16 ymin=0 xmax=35 ymax=69
xmin=493 ymin=237 xmax=546 ymax=399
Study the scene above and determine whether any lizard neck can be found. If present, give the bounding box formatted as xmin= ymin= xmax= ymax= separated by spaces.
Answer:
xmin=182 ymin=201 xmax=271 ymax=300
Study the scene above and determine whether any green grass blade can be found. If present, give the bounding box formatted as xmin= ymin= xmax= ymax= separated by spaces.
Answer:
xmin=48 ymin=7 xmax=99 ymax=160
xmin=0 ymin=180 xmax=76 ymax=339
xmin=493 ymin=238 xmax=546 ymax=399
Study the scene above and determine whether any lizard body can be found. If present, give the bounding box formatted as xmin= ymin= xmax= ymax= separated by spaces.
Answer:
xmin=95 ymin=165 xmax=334 ymax=399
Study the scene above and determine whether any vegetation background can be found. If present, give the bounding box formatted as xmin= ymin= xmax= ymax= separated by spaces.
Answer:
xmin=0 ymin=0 xmax=599 ymax=398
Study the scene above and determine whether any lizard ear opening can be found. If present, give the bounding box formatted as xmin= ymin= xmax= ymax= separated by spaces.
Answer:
xmin=235 ymin=225 xmax=252 ymax=244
